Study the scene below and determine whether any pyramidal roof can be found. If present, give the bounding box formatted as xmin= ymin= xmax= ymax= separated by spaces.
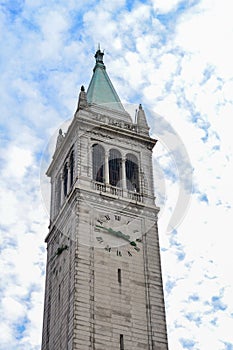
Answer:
xmin=86 ymin=49 xmax=125 ymax=112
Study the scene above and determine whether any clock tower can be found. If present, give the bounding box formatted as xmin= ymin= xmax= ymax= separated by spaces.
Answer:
xmin=41 ymin=49 xmax=169 ymax=350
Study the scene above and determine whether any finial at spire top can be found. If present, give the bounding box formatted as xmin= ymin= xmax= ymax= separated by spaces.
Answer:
xmin=95 ymin=46 xmax=104 ymax=64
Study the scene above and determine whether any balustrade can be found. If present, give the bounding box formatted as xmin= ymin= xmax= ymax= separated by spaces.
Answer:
xmin=93 ymin=181 xmax=143 ymax=202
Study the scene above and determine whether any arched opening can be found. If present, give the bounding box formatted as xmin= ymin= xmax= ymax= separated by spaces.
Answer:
xmin=126 ymin=154 xmax=139 ymax=192
xmin=109 ymin=149 xmax=121 ymax=187
xmin=70 ymin=151 xmax=74 ymax=187
xmin=63 ymin=164 xmax=68 ymax=197
xmin=92 ymin=144 xmax=105 ymax=183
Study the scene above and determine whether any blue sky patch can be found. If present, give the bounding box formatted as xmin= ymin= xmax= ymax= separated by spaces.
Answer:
xmin=166 ymin=279 xmax=176 ymax=293
xmin=180 ymin=338 xmax=196 ymax=349
xmin=15 ymin=322 xmax=26 ymax=340
xmin=0 ymin=0 xmax=24 ymax=21
xmin=185 ymin=312 xmax=202 ymax=327
xmin=189 ymin=294 xmax=200 ymax=302
xmin=223 ymin=342 xmax=233 ymax=350
xmin=211 ymin=296 xmax=227 ymax=311
xmin=199 ymin=193 xmax=209 ymax=204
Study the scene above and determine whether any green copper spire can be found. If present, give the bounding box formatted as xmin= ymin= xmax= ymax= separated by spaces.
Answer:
xmin=86 ymin=49 xmax=125 ymax=112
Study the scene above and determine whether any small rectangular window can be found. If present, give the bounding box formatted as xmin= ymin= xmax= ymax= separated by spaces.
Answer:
xmin=58 ymin=284 xmax=61 ymax=302
xmin=118 ymin=268 xmax=122 ymax=284
xmin=120 ymin=334 xmax=124 ymax=350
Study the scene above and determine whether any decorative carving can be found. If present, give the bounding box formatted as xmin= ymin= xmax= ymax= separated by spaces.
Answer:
xmin=77 ymin=86 xmax=88 ymax=110
xmin=91 ymin=130 xmax=113 ymax=139
xmin=56 ymin=129 xmax=64 ymax=150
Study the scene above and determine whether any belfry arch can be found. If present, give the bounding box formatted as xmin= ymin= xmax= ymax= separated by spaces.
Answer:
xmin=126 ymin=153 xmax=140 ymax=192
xmin=92 ymin=143 xmax=105 ymax=183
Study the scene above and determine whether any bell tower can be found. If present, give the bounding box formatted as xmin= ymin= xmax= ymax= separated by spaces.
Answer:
xmin=41 ymin=49 xmax=169 ymax=350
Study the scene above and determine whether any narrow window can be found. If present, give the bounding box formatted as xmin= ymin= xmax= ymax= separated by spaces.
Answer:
xmin=126 ymin=153 xmax=139 ymax=192
xmin=58 ymin=284 xmax=61 ymax=302
xmin=120 ymin=334 xmax=124 ymax=350
xmin=109 ymin=149 xmax=121 ymax=187
xmin=92 ymin=144 xmax=105 ymax=183
xmin=118 ymin=268 xmax=122 ymax=284
xmin=63 ymin=164 xmax=68 ymax=196
xmin=70 ymin=151 xmax=74 ymax=187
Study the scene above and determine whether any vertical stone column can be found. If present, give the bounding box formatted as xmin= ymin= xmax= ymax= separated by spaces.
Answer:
xmin=122 ymin=156 xmax=127 ymax=191
xmin=50 ymin=178 xmax=54 ymax=220
xmin=56 ymin=176 xmax=61 ymax=214
xmin=105 ymin=150 xmax=109 ymax=185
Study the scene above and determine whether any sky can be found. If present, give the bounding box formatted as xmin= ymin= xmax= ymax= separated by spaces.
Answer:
xmin=0 ymin=0 xmax=232 ymax=349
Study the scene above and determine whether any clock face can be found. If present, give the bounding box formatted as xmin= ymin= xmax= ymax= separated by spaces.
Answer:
xmin=91 ymin=209 xmax=143 ymax=256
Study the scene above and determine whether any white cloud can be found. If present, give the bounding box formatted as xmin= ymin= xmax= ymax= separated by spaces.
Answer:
xmin=1 ymin=296 xmax=26 ymax=321
xmin=37 ymin=10 xmax=70 ymax=60
xmin=2 ymin=146 xmax=33 ymax=179
xmin=151 ymin=0 xmax=183 ymax=14
xmin=0 ymin=323 xmax=13 ymax=345
xmin=174 ymin=0 xmax=233 ymax=77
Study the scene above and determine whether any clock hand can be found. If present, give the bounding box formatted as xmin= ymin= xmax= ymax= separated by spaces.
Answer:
xmin=95 ymin=225 xmax=131 ymax=242
xmin=95 ymin=225 xmax=138 ymax=247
